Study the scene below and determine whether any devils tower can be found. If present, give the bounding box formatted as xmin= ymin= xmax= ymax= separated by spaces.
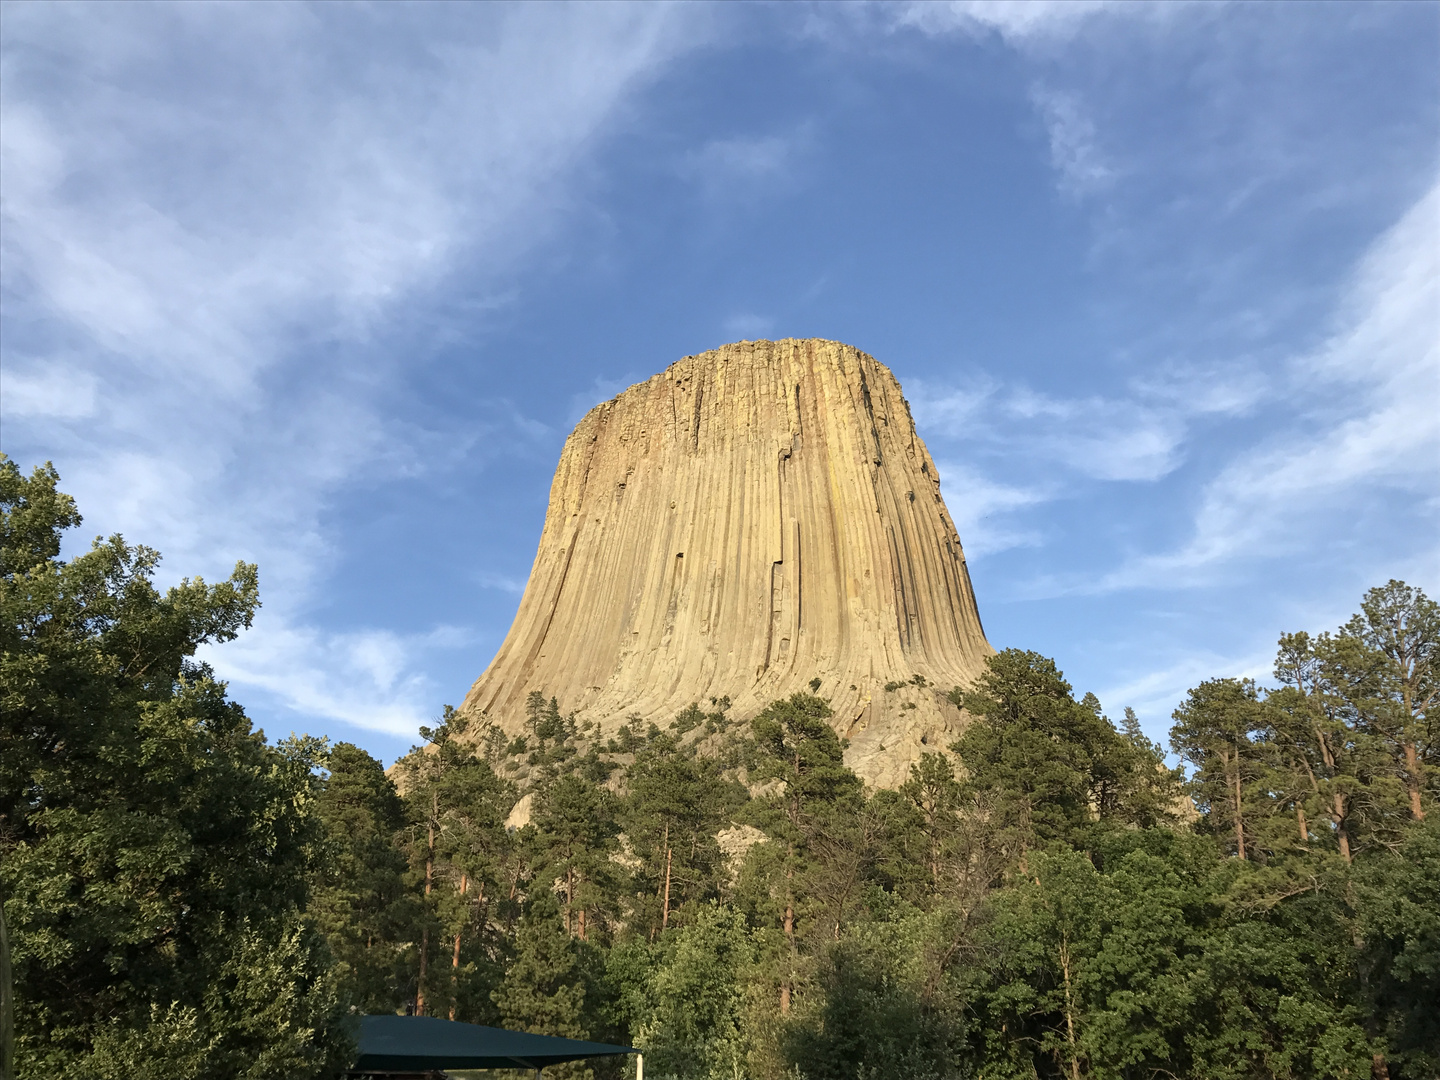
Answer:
xmin=460 ymin=338 xmax=992 ymax=788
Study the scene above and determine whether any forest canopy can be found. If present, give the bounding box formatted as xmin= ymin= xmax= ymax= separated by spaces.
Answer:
xmin=2 ymin=455 xmax=1436 ymax=1080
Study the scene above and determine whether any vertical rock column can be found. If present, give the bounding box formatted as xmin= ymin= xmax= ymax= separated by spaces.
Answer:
xmin=459 ymin=339 xmax=993 ymax=788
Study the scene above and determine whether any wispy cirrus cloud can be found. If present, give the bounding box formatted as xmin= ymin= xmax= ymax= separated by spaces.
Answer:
xmin=917 ymin=186 xmax=1437 ymax=588
xmin=1102 ymin=181 xmax=1440 ymax=589
xmin=1030 ymin=86 xmax=1116 ymax=198
xmin=930 ymin=460 xmax=1049 ymax=559
xmin=722 ymin=312 xmax=778 ymax=340
xmin=913 ymin=363 xmax=1261 ymax=488
xmin=212 ymin=623 xmax=477 ymax=743
xmin=0 ymin=2 xmax=708 ymax=736
xmin=914 ymin=369 xmax=1262 ymax=564
xmin=891 ymin=0 xmax=1140 ymax=46
xmin=1093 ymin=644 xmax=1274 ymax=733
xmin=679 ymin=126 xmax=813 ymax=206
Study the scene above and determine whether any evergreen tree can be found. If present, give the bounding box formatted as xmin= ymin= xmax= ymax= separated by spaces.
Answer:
xmin=1171 ymin=678 xmax=1269 ymax=860
xmin=953 ymin=650 xmax=1177 ymax=862
xmin=623 ymin=730 xmax=738 ymax=937
xmin=1340 ymin=581 xmax=1437 ymax=822
xmin=745 ymin=692 xmax=862 ymax=1014
xmin=1353 ymin=815 xmax=1440 ymax=1079
xmin=310 ymin=742 xmax=416 ymax=1014
xmin=431 ymin=734 xmax=515 ymax=1023
xmin=495 ymin=893 xmax=588 ymax=1038
xmin=612 ymin=905 xmax=754 ymax=1080
xmin=531 ymin=774 xmax=620 ymax=943
xmin=394 ymin=706 xmax=516 ymax=1018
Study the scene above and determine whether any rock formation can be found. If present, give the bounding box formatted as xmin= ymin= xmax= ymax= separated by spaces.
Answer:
xmin=460 ymin=339 xmax=993 ymax=788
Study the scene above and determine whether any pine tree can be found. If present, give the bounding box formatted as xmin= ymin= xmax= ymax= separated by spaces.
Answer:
xmin=1171 ymin=678 xmax=1267 ymax=860
xmin=530 ymin=774 xmax=620 ymax=942
xmin=746 ymin=691 xmax=863 ymax=1013
xmin=310 ymin=743 xmax=416 ymax=1014
xmin=954 ymin=650 xmax=1174 ymax=862
xmin=1338 ymin=582 xmax=1437 ymax=823
xmin=623 ymin=730 xmax=738 ymax=936
xmin=494 ymin=893 xmax=588 ymax=1038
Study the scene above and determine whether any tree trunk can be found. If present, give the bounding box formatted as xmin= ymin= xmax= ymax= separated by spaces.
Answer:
xmin=1403 ymin=741 xmax=1424 ymax=820
xmin=473 ymin=884 xmax=489 ymax=949
xmin=1334 ymin=791 xmax=1352 ymax=864
xmin=417 ymin=927 xmax=429 ymax=1016
xmin=448 ymin=930 xmax=462 ymax=1021
xmin=565 ymin=867 xmax=574 ymax=935
xmin=1225 ymin=746 xmax=1246 ymax=860
xmin=1372 ymin=1052 xmax=1391 ymax=1079
xmin=1058 ymin=931 xmax=1082 ymax=1080
xmin=1296 ymin=804 xmax=1309 ymax=844
xmin=1 ymin=880 xmax=13 ymax=1080
xmin=661 ymin=845 xmax=673 ymax=930
xmin=417 ymin=809 xmax=435 ymax=1015
xmin=450 ymin=874 xmax=468 ymax=1021
xmin=781 ymin=854 xmax=795 ymax=1015
xmin=578 ymin=906 xmax=587 ymax=941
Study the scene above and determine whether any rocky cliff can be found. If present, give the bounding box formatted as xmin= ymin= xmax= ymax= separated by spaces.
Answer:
xmin=460 ymin=339 xmax=993 ymax=788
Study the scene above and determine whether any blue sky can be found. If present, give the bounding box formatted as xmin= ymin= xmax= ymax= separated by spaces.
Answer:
xmin=3 ymin=1 xmax=1437 ymax=765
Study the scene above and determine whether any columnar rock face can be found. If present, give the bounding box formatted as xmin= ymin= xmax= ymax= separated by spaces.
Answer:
xmin=460 ymin=339 xmax=993 ymax=788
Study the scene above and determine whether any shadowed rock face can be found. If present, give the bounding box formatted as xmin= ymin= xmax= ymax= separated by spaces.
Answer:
xmin=460 ymin=339 xmax=993 ymax=788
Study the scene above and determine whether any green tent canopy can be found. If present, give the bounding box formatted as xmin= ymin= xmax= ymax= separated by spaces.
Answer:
xmin=347 ymin=1015 xmax=637 ymax=1076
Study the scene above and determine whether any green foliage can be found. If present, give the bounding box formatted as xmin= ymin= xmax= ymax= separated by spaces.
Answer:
xmin=393 ymin=706 xmax=517 ymax=1021
xmin=495 ymin=893 xmax=589 ymax=1038
xmin=0 ymin=456 xmax=347 ymax=1077
xmin=672 ymin=703 xmax=707 ymax=735
xmin=624 ymin=735 xmax=741 ymax=937
xmin=952 ymin=649 xmax=1180 ymax=860
xmin=785 ymin=911 xmax=968 ymax=1080
xmin=310 ymin=743 xmax=416 ymax=1013
xmin=616 ymin=905 xmax=755 ymax=1080
xmin=1353 ymin=814 xmax=1440 ymax=1077
xmin=8 ymin=454 xmax=1433 ymax=1080
xmin=749 ymin=692 xmax=862 ymax=829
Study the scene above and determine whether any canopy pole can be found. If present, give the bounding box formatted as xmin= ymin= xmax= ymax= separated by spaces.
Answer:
xmin=637 ymin=1053 xmax=644 ymax=1080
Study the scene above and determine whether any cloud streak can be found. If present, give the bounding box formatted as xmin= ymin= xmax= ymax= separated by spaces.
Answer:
xmin=913 ymin=365 xmax=1261 ymax=484
xmin=1102 ymin=181 xmax=1440 ymax=588
xmin=1 ymin=2 xmax=706 ymax=735
xmin=892 ymin=1 xmax=1139 ymax=46
xmin=916 ymin=181 xmax=1439 ymax=595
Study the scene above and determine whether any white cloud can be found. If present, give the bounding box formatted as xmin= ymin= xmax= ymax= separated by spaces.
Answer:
xmin=892 ymin=1 xmax=1140 ymax=47
xmin=1030 ymin=87 xmax=1115 ymax=197
xmin=204 ymin=618 xmax=477 ymax=736
xmin=1100 ymin=182 xmax=1440 ymax=589
xmin=568 ymin=374 xmax=639 ymax=424
xmin=932 ymin=459 xmax=1048 ymax=559
xmin=475 ymin=572 xmax=527 ymax=597
xmin=913 ymin=367 xmax=1258 ymax=485
xmin=918 ymin=186 xmax=1437 ymax=591
xmin=0 ymin=363 xmax=98 ymax=419
xmin=680 ymin=128 xmax=810 ymax=204
xmin=1093 ymin=644 xmax=1273 ymax=739
xmin=688 ymin=134 xmax=793 ymax=181
xmin=0 ymin=4 xmax=706 ymax=735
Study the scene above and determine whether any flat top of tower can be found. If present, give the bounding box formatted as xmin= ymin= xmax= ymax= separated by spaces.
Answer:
xmin=576 ymin=339 xmax=898 ymax=424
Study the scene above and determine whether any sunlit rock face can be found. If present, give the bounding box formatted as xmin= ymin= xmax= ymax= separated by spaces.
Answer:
xmin=460 ymin=339 xmax=993 ymax=788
